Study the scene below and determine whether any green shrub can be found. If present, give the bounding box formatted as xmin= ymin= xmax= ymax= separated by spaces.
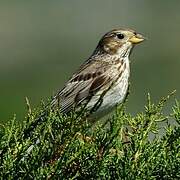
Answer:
xmin=0 ymin=93 xmax=180 ymax=179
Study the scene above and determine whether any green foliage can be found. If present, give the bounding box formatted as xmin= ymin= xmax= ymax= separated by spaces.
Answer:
xmin=0 ymin=93 xmax=180 ymax=179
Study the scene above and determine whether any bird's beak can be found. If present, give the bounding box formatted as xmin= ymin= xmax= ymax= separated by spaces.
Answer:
xmin=129 ymin=33 xmax=145 ymax=44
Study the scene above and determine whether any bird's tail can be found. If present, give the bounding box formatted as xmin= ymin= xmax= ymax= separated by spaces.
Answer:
xmin=23 ymin=111 xmax=47 ymax=139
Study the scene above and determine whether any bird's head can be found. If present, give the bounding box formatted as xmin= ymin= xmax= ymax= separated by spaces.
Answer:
xmin=96 ymin=28 xmax=145 ymax=57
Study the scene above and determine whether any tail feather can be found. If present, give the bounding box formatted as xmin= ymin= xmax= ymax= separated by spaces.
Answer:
xmin=23 ymin=111 xmax=47 ymax=139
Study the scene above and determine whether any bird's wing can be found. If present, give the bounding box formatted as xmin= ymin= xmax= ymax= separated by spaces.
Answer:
xmin=51 ymin=60 xmax=113 ymax=113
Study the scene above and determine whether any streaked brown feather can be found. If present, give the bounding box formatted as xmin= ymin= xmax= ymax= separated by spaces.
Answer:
xmin=89 ymin=75 xmax=109 ymax=93
xmin=51 ymin=59 xmax=117 ymax=113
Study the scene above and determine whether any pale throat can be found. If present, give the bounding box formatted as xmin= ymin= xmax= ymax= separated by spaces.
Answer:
xmin=116 ymin=42 xmax=132 ymax=59
xmin=114 ymin=43 xmax=131 ymax=74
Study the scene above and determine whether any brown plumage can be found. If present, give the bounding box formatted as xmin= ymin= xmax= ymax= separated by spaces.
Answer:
xmin=22 ymin=28 xmax=145 ymax=142
xmin=51 ymin=28 xmax=145 ymax=118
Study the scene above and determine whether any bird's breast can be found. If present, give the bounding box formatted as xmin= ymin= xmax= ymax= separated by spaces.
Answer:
xmin=87 ymin=59 xmax=130 ymax=119
xmin=100 ymin=61 xmax=130 ymax=109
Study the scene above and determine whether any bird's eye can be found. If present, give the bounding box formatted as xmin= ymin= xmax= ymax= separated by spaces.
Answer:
xmin=117 ymin=33 xmax=124 ymax=39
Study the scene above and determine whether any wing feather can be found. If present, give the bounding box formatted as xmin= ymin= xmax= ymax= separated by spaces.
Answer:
xmin=51 ymin=60 xmax=114 ymax=113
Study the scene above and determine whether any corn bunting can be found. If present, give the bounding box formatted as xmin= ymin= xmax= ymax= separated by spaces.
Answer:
xmin=51 ymin=28 xmax=145 ymax=119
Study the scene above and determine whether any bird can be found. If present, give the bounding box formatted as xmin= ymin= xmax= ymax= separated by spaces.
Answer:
xmin=21 ymin=28 xmax=145 ymax=156
xmin=50 ymin=28 xmax=145 ymax=120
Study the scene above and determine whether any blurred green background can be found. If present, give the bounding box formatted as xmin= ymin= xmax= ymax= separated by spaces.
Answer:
xmin=0 ymin=1 xmax=180 ymax=123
